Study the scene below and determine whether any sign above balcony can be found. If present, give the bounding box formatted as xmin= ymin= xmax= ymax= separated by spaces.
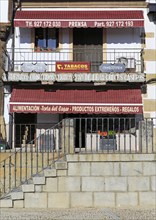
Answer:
xmin=56 ymin=62 xmax=90 ymax=73
xmin=21 ymin=63 xmax=47 ymax=72
xmin=14 ymin=10 xmax=144 ymax=28
xmin=3 ymin=72 xmax=145 ymax=83
xmin=99 ymin=63 xmax=125 ymax=73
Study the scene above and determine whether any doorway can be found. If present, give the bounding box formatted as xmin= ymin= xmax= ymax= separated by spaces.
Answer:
xmin=15 ymin=113 xmax=37 ymax=148
xmin=73 ymin=28 xmax=103 ymax=72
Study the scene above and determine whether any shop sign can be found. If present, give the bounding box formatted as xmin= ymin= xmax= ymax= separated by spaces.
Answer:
xmin=10 ymin=104 xmax=143 ymax=114
xmin=16 ymin=20 xmax=143 ymax=28
xmin=99 ymin=63 xmax=125 ymax=73
xmin=56 ymin=62 xmax=90 ymax=73
xmin=3 ymin=72 xmax=145 ymax=82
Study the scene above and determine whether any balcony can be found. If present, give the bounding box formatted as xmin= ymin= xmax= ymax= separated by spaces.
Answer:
xmin=3 ymin=48 xmax=145 ymax=83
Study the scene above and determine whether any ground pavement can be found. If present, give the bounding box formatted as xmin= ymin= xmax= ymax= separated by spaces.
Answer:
xmin=0 ymin=208 xmax=156 ymax=220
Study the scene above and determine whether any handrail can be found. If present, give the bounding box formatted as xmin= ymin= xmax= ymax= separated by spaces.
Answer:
xmin=0 ymin=120 xmax=65 ymax=197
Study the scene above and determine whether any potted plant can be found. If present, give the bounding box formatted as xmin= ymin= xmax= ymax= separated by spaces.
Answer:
xmin=35 ymin=46 xmax=40 ymax=52
xmin=98 ymin=130 xmax=117 ymax=150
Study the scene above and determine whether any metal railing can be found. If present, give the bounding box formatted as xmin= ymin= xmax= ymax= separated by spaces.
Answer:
xmin=0 ymin=117 xmax=155 ymax=197
xmin=5 ymin=48 xmax=144 ymax=73
xmin=0 ymin=121 xmax=65 ymax=197
xmin=0 ymin=117 xmax=155 ymax=154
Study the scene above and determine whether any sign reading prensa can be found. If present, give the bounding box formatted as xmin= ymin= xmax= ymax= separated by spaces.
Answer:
xmin=14 ymin=20 xmax=144 ymax=28
xmin=56 ymin=62 xmax=90 ymax=73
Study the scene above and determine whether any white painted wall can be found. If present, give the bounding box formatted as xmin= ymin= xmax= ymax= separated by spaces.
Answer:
xmin=0 ymin=0 xmax=9 ymax=22
xmin=145 ymin=85 xmax=156 ymax=99
xmin=15 ymin=28 xmax=32 ymax=48
xmin=107 ymin=28 xmax=141 ymax=48
xmin=4 ymin=86 xmax=11 ymax=124
xmin=146 ymin=0 xmax=156 ymax=3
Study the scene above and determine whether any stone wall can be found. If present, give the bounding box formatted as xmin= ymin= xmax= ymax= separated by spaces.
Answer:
xmin=2 ymin=154 xmax=155 ymax=208
xmin=54 ymin=154 xmax=156 ymax=208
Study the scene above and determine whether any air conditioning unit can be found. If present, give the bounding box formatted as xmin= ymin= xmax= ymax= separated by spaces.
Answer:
xmin=117 ymin=57 xmax=136 ymax=71
xmin=126 ymin=58 xmax=136 ymax=69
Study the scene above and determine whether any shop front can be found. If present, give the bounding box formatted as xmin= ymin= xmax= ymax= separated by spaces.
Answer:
xmin=9 ymin=88 xmax=143 ymax=151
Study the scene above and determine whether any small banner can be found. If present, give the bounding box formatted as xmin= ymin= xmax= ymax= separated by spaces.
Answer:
xmin=56 ymin=62 xmax=90 ymax=73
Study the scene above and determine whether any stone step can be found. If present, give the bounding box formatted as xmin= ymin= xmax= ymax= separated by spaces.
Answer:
xmin=33 ymin=176 xmax=45 ymax=185
xmin=55 ymin=161 xmax=68 ymax=170
xmin=13 ymin=199 xmax=24 ymax=208
xmin=0 ymin=159 xmax=68 ymax=207
xmin=44 ymin=168 xmax=57 ymax=177
xmin=0 ymin=199 xmax=13 ymax=208
xmin=22 ymin=184 xmax=35 ymax=192
xmin=11 ymin=191 xmax=24 ymax=200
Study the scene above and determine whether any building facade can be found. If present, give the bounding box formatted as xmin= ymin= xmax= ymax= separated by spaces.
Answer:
xmin=1 ymin=0 xmax=156 ymax=150
xmin=0 ymin=0 xmax=13 ymax=139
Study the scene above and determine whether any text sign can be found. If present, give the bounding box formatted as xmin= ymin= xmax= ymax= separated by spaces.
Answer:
xmin=99 ymin=63 xmax=125 ymax=73
xmin=10 ymin=104 xmax=143 ymax=114
xmin=3 ymin=72 xmax=145 ymax=82
xmin=14 ymin=20 xmax=144 ymax=28
xmin=56 ymin=62 xmax=90 ymax=73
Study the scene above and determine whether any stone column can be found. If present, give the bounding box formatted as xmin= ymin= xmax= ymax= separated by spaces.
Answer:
xmin=139 ymin=120 xmax=155 ymax=153
xmin=61 ymin=119 xmax=75 ymax=154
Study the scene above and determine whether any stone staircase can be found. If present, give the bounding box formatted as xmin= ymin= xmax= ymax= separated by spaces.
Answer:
xmin=0 ymin=160 xmax=68 ymax=208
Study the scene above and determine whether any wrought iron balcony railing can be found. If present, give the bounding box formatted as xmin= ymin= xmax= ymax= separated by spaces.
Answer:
xmin=5 ymin=48 xmax=144 ymax=73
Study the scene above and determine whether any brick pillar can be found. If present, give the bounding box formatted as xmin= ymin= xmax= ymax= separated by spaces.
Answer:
xmin=139 ymin=120 xmax=155 ymax=153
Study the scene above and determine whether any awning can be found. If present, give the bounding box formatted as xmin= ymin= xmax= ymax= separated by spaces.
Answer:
xmin=10 ymin=89 xmax=143 ymax=114
xmin=14 ymin=10 xmax=144 ymax=28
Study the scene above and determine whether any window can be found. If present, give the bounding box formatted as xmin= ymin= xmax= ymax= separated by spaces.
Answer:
xmin=35 ymin=28 xmax=59 ymax=51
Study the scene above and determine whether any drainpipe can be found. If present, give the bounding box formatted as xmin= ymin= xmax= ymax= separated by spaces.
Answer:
xmin=12 ymin=0 xmax=21 ymax=71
